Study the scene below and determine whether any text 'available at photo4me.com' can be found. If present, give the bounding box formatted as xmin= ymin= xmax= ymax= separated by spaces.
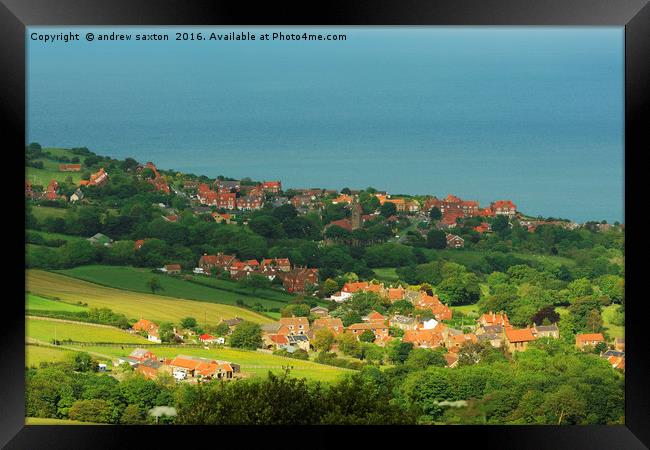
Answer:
xmin=29 ymin=30 xmax=349 ymax=44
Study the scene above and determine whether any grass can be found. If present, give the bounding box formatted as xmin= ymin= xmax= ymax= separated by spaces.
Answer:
xmin=27 ymin=270 xmax=274 ymax=326
xmin=69 ymin=345 xmax=353 ymax=383
xmin=56 ymin=264 xmax=307 ymax=310
xmin=451 ymin=304 xmax=480 ymax=317
xmin=26 ymin=147 xmax=86 ymax=186
xmin=26 ymin=417 xmax=105 ymax=425
xmin=26 ymin=294 xmax=87 ymax=312
xmin=29 ymin=206 xmax=68 ymax=221
xmin=26 ymin=344 xmax=75 ymax=367
xmin=27 ymin=229 xmax=85 ymax=244
xmin=602 ymin=304 xmax=624 ymax=340
xmin=27 ymin=317 xmax=151 ymax=344
xmin=372 ymin=267 xmax=399 ymax=283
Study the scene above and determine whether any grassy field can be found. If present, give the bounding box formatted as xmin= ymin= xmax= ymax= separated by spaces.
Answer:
xmin=26 ymin=294 xmax=87 ymax=312
xmin=451 ymin=304 xmax=480 ymax=317
xmin=602 ymin=304 xmax=624 ymax=340
xmin=27 ymin=229 xmax=84 ymax=243
xmin=27 ymin=147 xmax=86 ymax=186
xmin=25 ymin=417 xmax=105 ymax=425
xmin=27 ymin=317 xmax=150 ymax=344
xmin=70 ymin=344 xmax=353 ymax=383
xmin=29 ymin=206 xmax=69 ymax=221
xmin=372 ymin=267 xmax=399 ymax=283
xmin=27 ymin=270 xmax=274 ymax=326
xmin=56 ymin=265 xmax=308 ymax=310
xmin=26 ymin=344 xmax=75 ymax=367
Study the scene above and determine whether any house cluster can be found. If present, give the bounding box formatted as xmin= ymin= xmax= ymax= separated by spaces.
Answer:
xmin=329 ymin=282 xmax=453 ymax=321
xmin=519 ymin=218 xmax=581 ymax=233
xmin=117 ymin=348 xmax=240 ymax=382
xmin=194 ymin=179 xmax=272 ymax=211
xmin=261 ymin=311 xmax=393 ymax=351
xmin=137 ymin=162 xmax=170 ymax=193
xmin=196 ymin=253 xmax=319 ymax=293
xmin=575 ymin=333 xmax=625 ymax=372
xmin=79 ymin=168 xmax=109 ymax=187
xmin=424 ymin=194 xmax=517 ymax=228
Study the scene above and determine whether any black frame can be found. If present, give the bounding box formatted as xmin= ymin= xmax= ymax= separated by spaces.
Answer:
xmin=2 ymin=1 xmax=648 ymax=448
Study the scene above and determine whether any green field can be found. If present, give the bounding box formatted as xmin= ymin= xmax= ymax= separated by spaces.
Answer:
xmin=26 ymin=344 xmax=75 ymax=367
xmin=70 ymin=345 xmax=353 ymax=383
xmin=26 ymin=417 xmax=105 ymax=425
xmin=27 ymin=147 xmax=86 ymax=186
xmin=27 ymin=229 xmax=85 ymax=243
xmin=27 ymin=317 xmax=150 ymax=344
xmin=26 ymin=294 xmax=87 ymax=312
xmin=602 ymin=304 xmax=624 ymax=339
xmin=27 ymin=270 xmax=274 ymax=326
xmin=372 ymin=267 xmax=399 ymax=283
xmin=56 ymin=265 xmax=307 ymax=310
xmin=29 ymin=206 xmax=69 ymax=221
xmin=450 ymin=304 xmax=480 ymax=317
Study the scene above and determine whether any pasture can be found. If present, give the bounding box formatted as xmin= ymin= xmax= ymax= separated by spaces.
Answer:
xmin=56 ymin=264 xmax=309 ymax=310
xmin=26 ymin=294 xmax=87 ymax=312
xmin=26 ymin=317 xmax=150 ymax=344
xmin=27 ymin=270 xmax=274 ymax=325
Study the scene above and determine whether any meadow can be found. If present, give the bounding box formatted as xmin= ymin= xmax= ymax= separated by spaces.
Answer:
xmin=26 ymin=147 xmax=87 ymax=186
xmin=29 ymin=206 xmax=68 ymax=221
xmin=26 ymin=344 xmax=75 ymax=367
xmin=26 ymin=317 xmax=150 ymax=344
xmin=27 ymin=270 xmax=274 ymax=326
xmin=56 ymin=264 xmax=319 ymax=310
xmin=26 ymin=294 xmax=87 ymax=312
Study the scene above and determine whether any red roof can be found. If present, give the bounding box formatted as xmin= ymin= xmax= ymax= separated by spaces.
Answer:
xmin=575 ymin=333 xmax=605 ymax=344
xmin=505 ymin=327 xmax=536 ymax=343
xmin=199 ymin=334 xmax=215 ymax=341
xmin=328 ymin=219 xmax=353 ymax=232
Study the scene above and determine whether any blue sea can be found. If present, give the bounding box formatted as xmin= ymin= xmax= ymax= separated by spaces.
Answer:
xmin=27 ymin=27 xmax=624 ymax=223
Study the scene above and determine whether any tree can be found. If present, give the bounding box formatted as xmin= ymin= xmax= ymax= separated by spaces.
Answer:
xmin=531 ymin=306 xmax=560 ymax=326
xmin=240 ymin=274 xmax=271 ymax=293
xmin=180 ymin=317 xmax=197 ymax=329
xmin=426 ymin=229 xmax=447 ymax=249
xmin=312 ymin=329 xmax=335 ymax=352
xmin=491 ymin=215 xmax=510 ymax=234
xmin=359 ymin=329 xmax=376 ymax=343
xmin=361 ymin=343 xmax=385 ymax=364
xmin=321 ymin=278 xmax=340 ymax=297
xmin=336 ymin=332 xmax=362 ymax=358
xmin=69 ymin=352 xmax=98 ymax=372
xmin=386 ymin=340 xmax=413 ymax=364
xmin=542 ymin=385 xmax=586 ymax=425
xmin=214 ymin=322 xmax=231 ymax=337
xmin=429 ymin=207 xmax=442 ymax=221
xmin=68 ymin=399 xmax=114 ymax=423
xmin=229 ymin=321 xmax=263 ymax=349
xmin=586 ymin=309 xmax=603 ymax=333
xmin=146 ymin=277 xmax=163 ymax=295
xmin=405 ymin=348 xmax=446 ymax=369
xmin=120 ymin=404 xmax=146 ymax=424
xmin=379 ymin=202 xmax=397 ymax=218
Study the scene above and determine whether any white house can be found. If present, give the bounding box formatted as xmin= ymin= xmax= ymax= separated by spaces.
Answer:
xmin=330 ymin=291 xmax=353 ymax=303
xmin=422 ymin=318 xmax=439 ymax=330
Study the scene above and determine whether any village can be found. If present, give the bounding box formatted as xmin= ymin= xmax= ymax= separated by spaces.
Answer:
xmin=25 ymin=151 xmax=626 ymax=381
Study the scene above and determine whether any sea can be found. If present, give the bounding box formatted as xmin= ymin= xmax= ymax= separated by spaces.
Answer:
xmin=27 ymin=27 xmax=624 ymax=223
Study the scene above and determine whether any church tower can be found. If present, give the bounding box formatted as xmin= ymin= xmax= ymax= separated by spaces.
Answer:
xmin=351 ymin=196 xmax=363 ymax=230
